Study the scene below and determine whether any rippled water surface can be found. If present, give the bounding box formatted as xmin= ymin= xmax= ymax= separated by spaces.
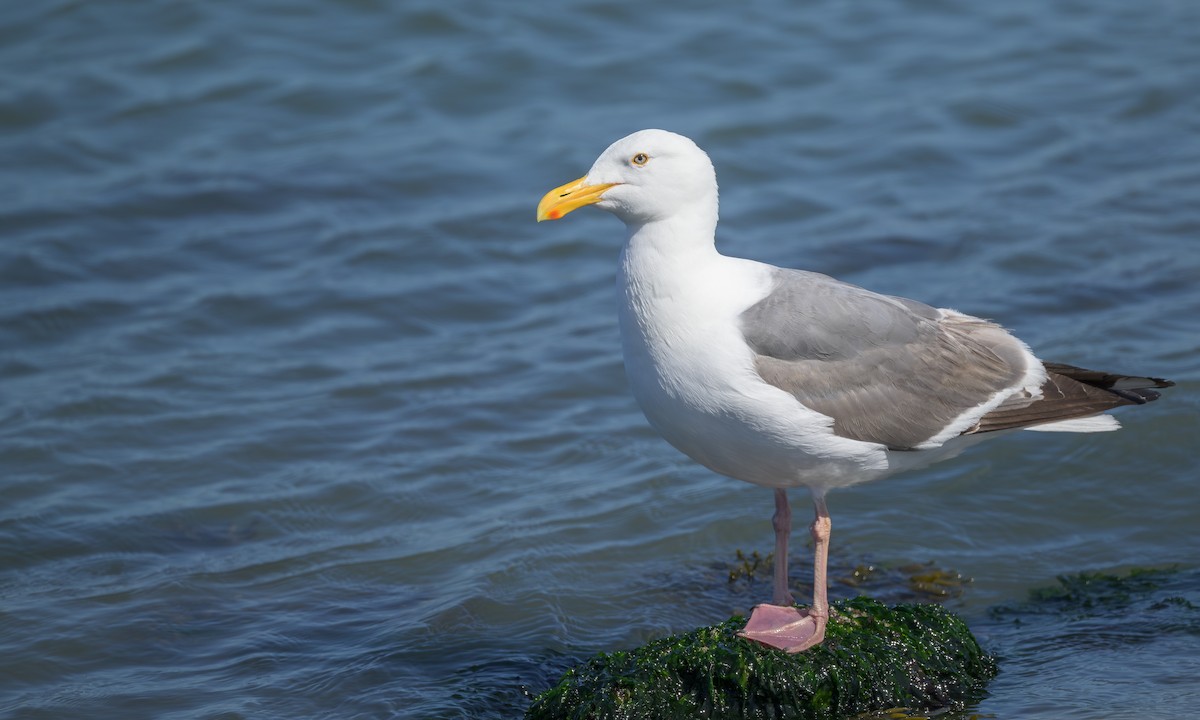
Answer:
xmin=2 ymin=1 xmax=1199 ymax=718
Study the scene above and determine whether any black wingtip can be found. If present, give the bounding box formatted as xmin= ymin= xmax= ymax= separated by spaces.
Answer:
xmin=1113 ymin=387 xmax=1162 ymax=404
xmin=1042 ymin=362 xmax=1174 ymax=399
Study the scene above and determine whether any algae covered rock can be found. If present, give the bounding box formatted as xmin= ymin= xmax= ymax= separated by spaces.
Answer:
xmin=527 ymin=597 xmax=995 ymax=720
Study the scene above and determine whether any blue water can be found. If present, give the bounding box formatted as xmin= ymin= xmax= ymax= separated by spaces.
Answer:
xmin=2 ymin=1 xmax=1198 ymax=718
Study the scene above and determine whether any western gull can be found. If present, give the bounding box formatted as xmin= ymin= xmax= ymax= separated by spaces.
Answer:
xmin=536 ymin=129 xmax=1173 ymax=653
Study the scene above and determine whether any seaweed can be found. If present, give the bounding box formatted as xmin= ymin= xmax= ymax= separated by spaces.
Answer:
xmin=526 ymin=597 xmax=996 ymax=720
xmin=988 ymin=565 xmax=1193 ymax=619
xmin=728 ymin=551 xmax=970 ymax=604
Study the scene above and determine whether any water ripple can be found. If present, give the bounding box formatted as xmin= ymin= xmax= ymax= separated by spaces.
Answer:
xmin=2 ymin=1 xmax=1198 ymax=718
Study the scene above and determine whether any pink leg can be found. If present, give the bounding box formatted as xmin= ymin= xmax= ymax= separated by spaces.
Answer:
xmin=738 ymin=491 xmax=831 ymax=653
xmin=806 ymin=494 xmax=831 ymax=644
xmin=771 ymin=488 xmax=795 ymax=605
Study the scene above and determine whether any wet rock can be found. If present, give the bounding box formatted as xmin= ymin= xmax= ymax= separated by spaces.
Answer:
xmin=526 ymin=596 xmax=995 ymax=720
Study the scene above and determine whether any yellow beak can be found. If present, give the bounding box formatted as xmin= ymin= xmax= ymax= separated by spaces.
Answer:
xmin=536 ymin=176 xmax=618 ymax=222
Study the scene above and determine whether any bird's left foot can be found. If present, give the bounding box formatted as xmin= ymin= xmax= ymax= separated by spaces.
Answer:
xmin=738 ymin=604 xmax=827 ymax=653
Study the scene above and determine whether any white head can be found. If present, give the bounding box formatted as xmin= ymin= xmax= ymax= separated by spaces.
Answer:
xmin=537 ymin=129 xmax=718 ymax=228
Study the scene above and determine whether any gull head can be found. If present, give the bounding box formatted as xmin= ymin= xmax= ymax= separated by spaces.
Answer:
xmin=537 ymin=129 xmax=718 ymax=227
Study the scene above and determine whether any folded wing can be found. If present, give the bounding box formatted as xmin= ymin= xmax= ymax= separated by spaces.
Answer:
xmin=739 ymin=269 xmax=1172 ymax=450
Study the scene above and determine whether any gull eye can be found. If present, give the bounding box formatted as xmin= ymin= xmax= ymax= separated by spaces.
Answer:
xmin=631 ymin=152 xmax=649 ymax=167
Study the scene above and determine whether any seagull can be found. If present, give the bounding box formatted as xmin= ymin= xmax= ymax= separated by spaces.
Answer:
xmin=536 ymin=129 xmax=1173 ymax=653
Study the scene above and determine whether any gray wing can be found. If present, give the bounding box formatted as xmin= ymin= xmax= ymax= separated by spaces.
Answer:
xmin=739 ymin=269 xmax=1029 ymax=449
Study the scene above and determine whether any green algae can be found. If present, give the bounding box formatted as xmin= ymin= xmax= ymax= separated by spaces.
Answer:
xmin=990 ymin=565 xmax=1196 ymax=619
xmin=526 ymin=597 xmax=996 ymax=720
xmin=728 ymin=551 xmax=970 ymax=604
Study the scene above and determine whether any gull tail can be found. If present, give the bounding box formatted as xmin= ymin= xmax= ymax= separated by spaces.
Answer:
xmin=967 ymin=362 xmax=1174 ymax=436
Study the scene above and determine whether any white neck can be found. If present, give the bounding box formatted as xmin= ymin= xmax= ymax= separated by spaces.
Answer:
xmin=620 ymin=218 xmax=720 ymax=306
